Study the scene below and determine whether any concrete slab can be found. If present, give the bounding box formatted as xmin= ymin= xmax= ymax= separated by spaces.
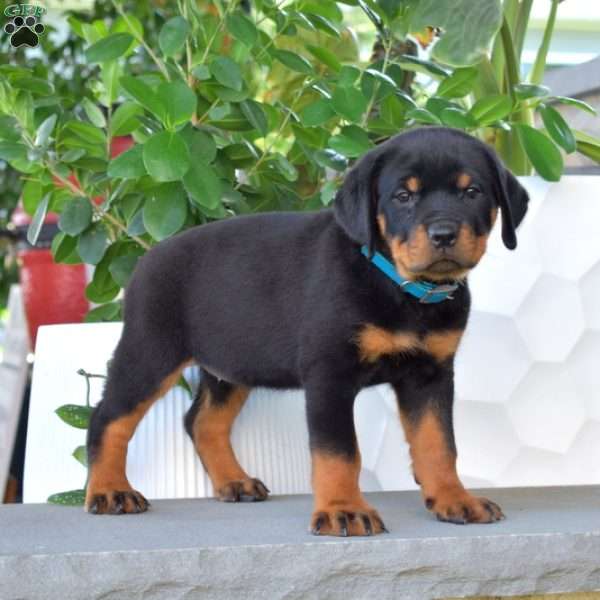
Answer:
xmin=1 ymin=487 xmax=600 ymax=599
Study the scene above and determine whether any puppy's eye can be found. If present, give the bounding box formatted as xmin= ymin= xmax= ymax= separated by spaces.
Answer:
xmin=464 ymin=186 xmax=481 ymax=199
xmin=394 ymin=190 xmax=411 ymax=202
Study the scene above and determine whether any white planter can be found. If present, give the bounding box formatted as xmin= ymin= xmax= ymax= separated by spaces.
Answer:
xmin=24 ymin=176 xmax=600 ymax=503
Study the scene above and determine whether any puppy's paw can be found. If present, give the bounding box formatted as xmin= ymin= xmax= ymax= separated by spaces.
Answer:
xmin=310 ymin=505 xmax=388 ymax=537
xmin=216 ymin=477 xmax=270 ymax=502
xmin=86 ymin=489 xmax=150 ymax=515
xmin=426 ymin=489 xmax=504 ymax=524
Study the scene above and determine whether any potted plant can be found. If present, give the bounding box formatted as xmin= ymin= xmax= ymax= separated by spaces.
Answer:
xmin=5 ymin=0 xmax=600 ymax=503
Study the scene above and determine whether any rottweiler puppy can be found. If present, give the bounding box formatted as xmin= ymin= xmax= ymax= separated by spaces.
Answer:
xmin=86 ymin=127 xmax=528 ymax=536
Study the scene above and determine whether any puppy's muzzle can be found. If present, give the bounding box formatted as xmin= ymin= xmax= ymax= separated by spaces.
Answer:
xmin=427 ymin=220 xmax=458 ymax=249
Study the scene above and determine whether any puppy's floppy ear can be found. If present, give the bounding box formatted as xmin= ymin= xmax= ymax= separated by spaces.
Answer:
xmin=333 ymin=146 xmax=385 ymax=255
xmin=485 ymin=149 xmax=529 ymax=250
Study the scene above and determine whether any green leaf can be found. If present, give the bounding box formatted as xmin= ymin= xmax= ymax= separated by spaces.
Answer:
xmin=410 ymin=0 xmax=502 ymax=67
xmin=337 ymin=65 xmax=361 ymax=87
xmin=35 ymin=114 xmax=57 ymax=147
xmin=191 ymin=65 xmax=211 ymax=80
xmin=397 ymin=55 xmax=449 ymax=79
xmin=85 ymin=301 xmax=122 ymax=323
xmin=65 ymin=120 xmax=106 ymax=145
xmin=436 ymin=67 xmax=478 ymax=98
xmin=58 ymin=197 xmax=93 ymax=236
xmin=240 ymin=100 xmax=268 ymax=136
xmin=515 ymin=124 xmax=563 ymax=182
xmin=305 ymin=45 xmax=342 ymax=73
xmin=209 ymin=56 xmax=243 ymax=91
xmin=143 ymin=182 xmax=188 ymax=241
xmin=226 ymin=13 xmax=258 ymax=47
xmin=551 ymin=96 xmax=597 ymax=116
xmin=55 ymin=404 xmax=94 ymax=429
xmin=158 ymin=16 xmax=190 ymax=56
xmin=514 ymin=83 xmax=550 ymax=101
xmin=469 ymin=94 xmax=513 ymax=125
xmin=109 ymin=255 xmax=139 ymax=287
xmin=0 ymin=142 xmax=27 ymax=162
xmin=47 ymin=489 xmax=86 ymax=506
xmin=52 ymin=233 xmax=80 ymax=264
xmin=183 ymin=162 xmax=222 ymax=209
xmin=143 ymin=131 xmax=190 ymax=182
xmin=320 ymin=180 xmax=337 ymax=206
xmin=62 ymin=148 xmax=86 ymax=163
xmin=573 ymin=130 xmax=600 ymax=163
xmin=77 ymin=225 xmax=109 ymax=265
xmin=364 ymin=68 xmax=398 ymax=90
xmin=440 ymin=108 xmax=476 ymax=129
xmin=314 ymin=149 xmax=347 ymax=171
xmin=180 ymin=127 xmax=217 ymax=163
xmin=27 ymin=193 xmax=50 ymax=246
xmin=72 ymin=445 xmax=88 ymax=467
xmin=120 ymin=76 xmax=165 ymax=121
xmin=300 ymin=99 xmax=335 ymax=127
xmin=22 ymin=180 xmax=42 ymax=215
xmin=539 ymin=104 xmax=576 ymax=154
xmin=111 ymin=101 xmax=143 ymax=136
xmin=272 ymin=49 xmax=314 ymax=75
xmin=82 ymin=98 xmax=106 ymax=128
xmin=329 ymin=125 xmax=373 ymax=158
xmin=331 ymin=87 xmax=368 ymax=123
xmin=406 ymin=108 xmax=442 ymax=125
xmin=156 ymin=81 xmax=196 ymax=128
xmin=108 ymin=144 xmax=146 ymax=178
xmin=177 ymin=375 xmax=193 ymax=396
xmin=85 ymin=33 xmax=133 ymax=63
xmin=274 ymin=153 xmax=298 ymax=182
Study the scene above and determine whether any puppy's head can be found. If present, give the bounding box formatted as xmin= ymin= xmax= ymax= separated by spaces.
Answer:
xmin=334 ymin=127 xmax=529 ymax=282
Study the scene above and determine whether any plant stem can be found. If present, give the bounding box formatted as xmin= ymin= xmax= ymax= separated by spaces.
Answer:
xmin=500 ymin=17 xmax=520 ymax=101
xmin=529 ymin=0 xmax=559 ymax=84
xmin=361 ymin=36 xmax=392 ymax=128
xmin=513 ymin=0 xmax=534 ymax=62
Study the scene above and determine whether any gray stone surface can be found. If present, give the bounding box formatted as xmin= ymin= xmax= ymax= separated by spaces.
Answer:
xmin=1 ymin=487 xmax=600 ymax=599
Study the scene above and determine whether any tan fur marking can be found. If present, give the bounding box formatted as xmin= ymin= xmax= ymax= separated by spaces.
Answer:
xmin=406 ymin=176 xmax=421 ymax=193
xmin=376 ymin=213 xmax=387 ymax=238
xmin=86 ymin=361 xmax=192 ymax=501
xmin=457 ymin=172 xmax=472 ymax=189
xmin=312 ymin=451 xmax=365 ymax=510
xmin=357 ymin=324 xmax=420 ymax=363
xmin=193 ymin=386 xmax=251 ymax=490
xmin=424 ymin=329 xmax=464 ymax=362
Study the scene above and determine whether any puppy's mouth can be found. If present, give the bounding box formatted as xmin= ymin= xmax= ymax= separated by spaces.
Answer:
xmin=424 ymin=258 xmax=464 ymax=273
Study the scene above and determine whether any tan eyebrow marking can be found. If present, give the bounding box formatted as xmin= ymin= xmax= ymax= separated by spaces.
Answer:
xmin=406 ymin=176 xmax=421 ymax=193
xmin=457 ymin=172 xmax=472 ymax=189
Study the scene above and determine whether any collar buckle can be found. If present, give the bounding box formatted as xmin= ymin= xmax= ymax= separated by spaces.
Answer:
xmin=418 ymin=283 xmax=459 ymax=304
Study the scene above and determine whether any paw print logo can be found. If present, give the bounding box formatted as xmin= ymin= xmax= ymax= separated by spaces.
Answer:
xmin=4 ymin=16 xmax=45 ymax=48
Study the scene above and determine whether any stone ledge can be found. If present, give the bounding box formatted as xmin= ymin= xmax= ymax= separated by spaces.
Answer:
xmin=1 ymin=486 xmax=600 ymax=600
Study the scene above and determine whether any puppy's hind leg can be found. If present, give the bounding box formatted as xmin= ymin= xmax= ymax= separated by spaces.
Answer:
xmin=184 ymin=371 xmax=269 ymax=502
xmin=86 ymin=331 xmax=191 ymax=515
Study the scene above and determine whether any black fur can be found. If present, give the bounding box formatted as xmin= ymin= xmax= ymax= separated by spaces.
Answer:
xmin=87 ymin=127 xmax=528 ymax=505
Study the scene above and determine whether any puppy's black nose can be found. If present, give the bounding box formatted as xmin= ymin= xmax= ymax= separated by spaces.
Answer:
xmin=428 ymin=221 xmax=458 ymax=248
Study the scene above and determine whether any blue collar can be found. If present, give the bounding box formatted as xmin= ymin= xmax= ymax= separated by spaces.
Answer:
xmin=361 ymin=246 xmax=459 ymax=304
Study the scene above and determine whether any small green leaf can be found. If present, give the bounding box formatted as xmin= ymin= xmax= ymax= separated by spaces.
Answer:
xmin=62 ymin=148 xmax=86 ymax=163
xmin=58 ymin=197 xmax=93 ymax=236
xmin=72 ymin=445 xmax=88 ymax=467
xmin=209 ymin=57 xmax=243 ymax=91
xmin=329 ymin=125 xmax=373 ymax=158
xmin=159 ymin=16 xmax=190 ymax=56
xmin=397 ymin=55 xmax=449 ymax=78
xmin=226 ymin=13 xmax=258 ymax=47
xmin=108 ymin=144 xmax=146 ymax=178
xmin=177 ymin=375 xmax=193 ymax=396
xmin=180 ymin=127 xmax=217 ymax=163
xmin=274 ymin=153 xmax=298 ymax=182
xmin=305 ymin=45 xmax=341 ymax=73
xmin=183 ymin=162 xmax=222 ymax=209
xmin=27 ymin=193 xmax=50 ymax=246
xmin=143 ymin=183 xmax=188 ymax=241
xmin=55 ymin=404 xmax=94 ymax=429
xmin=111 ymin=102 xmax=143 ymax=136
xmin=156 ymin=81 xmax=196 ymax=128
xmin=331 ymin=87 xmax=368 ymax=123
xmin=539 ymin=104 xmax=576 ymax=154
xmin=143 ymin=131 xmax=191 ymax=182
xmin=272 ymin=49 xmax=314 ymax=75
xmin=551 ymin=96 xmax=597 ymax=116
xmin=515 ymin=124 xmax=563 ymax=182
xmin=120 ymin=76 xmax=165 ymax=122
xmin=47 ymin=489 xmax=86 ymax=506
xmin=314 ymin=149 xmax=347 ymax=171
xmin=440 ymin=108 xmax=477 ymax=129
xmin=364 ymin=68 xmax=398 ymax=89
xmin=337 ymin=65 xmax=361 ymax=87
xmin=436 ymin=67 xmax=478 ymax=98
xmin=514 ymin=83 xmax=550 ymax=101
xmin=35 ymin=114 xmax=57 ymax=147
xmin=85 ymin=302 xmax=122 ymax=323
xmin=52 ymin=233 xmax=80 ymax=264
xmin=469 ymin=94 xmax=513 ymax=125
xmin=300 ymin=99 xmax=335 ymax=127
xmin=240 ymin=100 xmax=268 ymax=135
xmin=85 ymin=33 xmax=133 ymax=63
xmin=320 ymin=180 xmax=337 ymax=206
xmin=191 ymin=65 xmax=211 ymax=80
xmin=82 ymin=98 xmax=106 ymax=128
xmin=406 ymin=108 xmax=442 ymax=125
xmin=109 ymin=255 xmax=139 ymax=287
xmin=77 ymin=225 xmax=109 ymax=265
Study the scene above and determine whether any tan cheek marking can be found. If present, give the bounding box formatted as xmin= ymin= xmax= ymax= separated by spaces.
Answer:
xmin=455 ymin=224 xmax=489 ymax=265
xmin=357 ymin=324 xmax=420 ymax=363
xmin=424 ymin=329 xmax=464 ymax=362
xmin=377 ymin=214 xmax=386 ymax=238
xmin=406 ymin=176 xmax=421 ymax=193
xmin=491 ymin=207 xmax=498 ymax=227
xmin=457 ymin=172 xmax=472 ymax=189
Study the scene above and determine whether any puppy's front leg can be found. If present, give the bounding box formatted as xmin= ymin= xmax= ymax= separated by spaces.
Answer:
xmin=305 ymin=378 xmax=387 ymax=536
xmin=394 ymin=367 xmax=504 ymax=524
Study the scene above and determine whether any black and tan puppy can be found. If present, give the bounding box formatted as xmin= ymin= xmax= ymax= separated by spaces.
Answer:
xmin=86 ymin=127 xmax=528 ymax=535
